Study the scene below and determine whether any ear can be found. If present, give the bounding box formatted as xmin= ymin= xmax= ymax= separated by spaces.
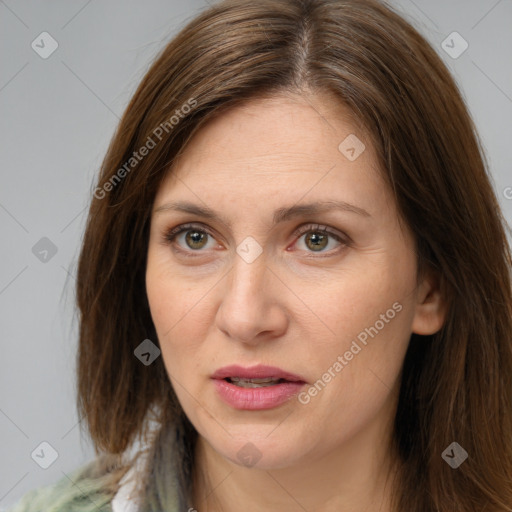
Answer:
xmin=411 ymin=267 xmax=447 ymax=335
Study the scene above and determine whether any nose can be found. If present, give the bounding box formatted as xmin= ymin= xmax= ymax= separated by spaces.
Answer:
xmin=215 ymin=251 xmax=289 ymax=345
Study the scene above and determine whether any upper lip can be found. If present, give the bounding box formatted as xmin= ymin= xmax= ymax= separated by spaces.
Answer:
xmin=211 ymin=364 xmax=306 ymax=383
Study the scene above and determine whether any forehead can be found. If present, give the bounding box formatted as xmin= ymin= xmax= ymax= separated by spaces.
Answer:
xmin=154 ymin=92 xmax=388 ymax=217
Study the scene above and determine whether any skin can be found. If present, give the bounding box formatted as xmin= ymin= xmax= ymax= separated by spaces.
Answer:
xmin=145 ymin=91 xmax=446 ymax=512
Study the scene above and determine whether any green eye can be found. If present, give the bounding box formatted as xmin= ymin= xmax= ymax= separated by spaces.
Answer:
xmin=165 ymin=224 xmax=215 ymax=252
xmin=293 ymin=224 xmax=348 ymax=254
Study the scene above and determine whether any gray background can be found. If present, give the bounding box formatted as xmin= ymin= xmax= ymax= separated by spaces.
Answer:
xmin=0 ymin=0 xmax=511 ymax=508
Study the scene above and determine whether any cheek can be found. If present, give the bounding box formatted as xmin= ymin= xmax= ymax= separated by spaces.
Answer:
xmin=302 ymin=255 xmax=415 ymax=348
xmin=298 ymin=250 xmax=416 ymax=401
xmin=146 ymin=256 xmax=198 ymax=356
xmin=298 ymin=291 xmax=413 ymax=442
xmin=146 ymin=244 xmax=206 ymax=329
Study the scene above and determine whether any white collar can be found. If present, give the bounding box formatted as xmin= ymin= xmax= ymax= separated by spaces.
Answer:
xmin=111 ymin=450 xmax=148 ymax=512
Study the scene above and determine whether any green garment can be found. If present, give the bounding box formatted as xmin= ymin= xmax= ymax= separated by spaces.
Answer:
xmin=6 ymin=460 xmax=116 ymax=512
xmin=6 ymin=455 xmax=183 ymax=512
xmin=7 ymin=422 xmax=186 ymax=512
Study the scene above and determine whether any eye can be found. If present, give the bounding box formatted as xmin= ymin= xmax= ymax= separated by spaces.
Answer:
xmin=291 ymin=223 xmax=349 ymax=255
xmin=163 ymin=222 xmax=350 ymax=257
xmin=164 ymin=223 xmax=217 ymax=254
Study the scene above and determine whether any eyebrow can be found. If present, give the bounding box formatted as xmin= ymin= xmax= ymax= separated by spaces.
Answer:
xmin=154 ymin=199 xmax=371 ymax=229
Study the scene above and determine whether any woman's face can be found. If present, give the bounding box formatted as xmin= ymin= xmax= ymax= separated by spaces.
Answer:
xmin=146 ymin=92 xmax=444 ymax=470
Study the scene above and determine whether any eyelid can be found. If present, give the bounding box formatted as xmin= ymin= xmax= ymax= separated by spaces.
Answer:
xmin=165 ymin=222 xmax=215 ymax=240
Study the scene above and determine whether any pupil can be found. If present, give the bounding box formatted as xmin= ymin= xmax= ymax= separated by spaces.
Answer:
xmin=186 ymin=230 xmax=206 ymax=249
xmin=307 ymin=232 xmax=327 ymax=251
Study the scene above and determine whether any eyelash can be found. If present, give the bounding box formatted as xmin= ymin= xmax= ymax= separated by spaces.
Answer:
xmin=163 ymin=222 xmax=350 ymax=258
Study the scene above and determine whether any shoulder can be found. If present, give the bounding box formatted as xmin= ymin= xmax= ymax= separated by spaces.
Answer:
xmin=7 ymin=458 xmax=118 ymax=512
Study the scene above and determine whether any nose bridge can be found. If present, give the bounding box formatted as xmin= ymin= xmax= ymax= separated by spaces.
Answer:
xmin=216 ymin=243 xmax=283 ymax=343
xmin=227 ymin=245 xmax=268 ymax=301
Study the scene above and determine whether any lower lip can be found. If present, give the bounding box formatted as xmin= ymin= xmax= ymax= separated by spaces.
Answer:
xmin=212 ymin=379 xmax=306 ymax=410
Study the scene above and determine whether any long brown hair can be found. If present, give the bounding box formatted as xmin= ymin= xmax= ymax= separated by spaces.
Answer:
xmin=75 ymin=0 xmax=512 ymax=510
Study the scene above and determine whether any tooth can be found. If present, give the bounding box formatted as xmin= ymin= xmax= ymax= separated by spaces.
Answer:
xmin=231 ymin=377 xmax=279 ymax=384
xmin=229 ymin=377 xmax=282 ymax=388
xmin=233 ymin=381 xmax=277 ymax=388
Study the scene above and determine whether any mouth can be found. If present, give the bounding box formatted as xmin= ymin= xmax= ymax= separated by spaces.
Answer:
xmin=211 ymin=364 xmax=307 ymax=384
xmin=210 ymin=365 xmax=307 ymax=410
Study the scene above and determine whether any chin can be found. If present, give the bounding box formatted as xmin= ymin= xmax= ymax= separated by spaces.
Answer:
xmin=207 ymin=431 xmax=306 ymax=470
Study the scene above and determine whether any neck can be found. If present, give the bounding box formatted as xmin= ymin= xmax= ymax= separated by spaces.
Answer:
xmin=190 ymin=409 xmax=400 ymax=512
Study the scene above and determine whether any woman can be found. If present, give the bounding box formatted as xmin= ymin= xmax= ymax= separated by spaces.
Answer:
xmin=9 ymin=0 xmax=512 ymax=510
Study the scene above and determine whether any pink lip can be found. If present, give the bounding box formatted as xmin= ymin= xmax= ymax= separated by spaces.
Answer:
xmin=211 ymin=364 xmax=307 ymax=410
